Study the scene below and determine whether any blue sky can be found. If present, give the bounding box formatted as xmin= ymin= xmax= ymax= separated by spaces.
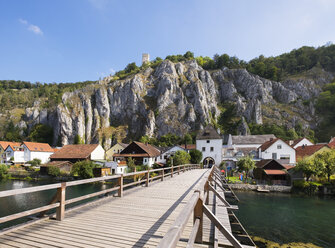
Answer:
xmin=0 ymin=0 xmax=335 ymax=83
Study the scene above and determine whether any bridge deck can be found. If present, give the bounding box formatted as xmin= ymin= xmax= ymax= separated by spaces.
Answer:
xmin=0 ymin=169 xmax=235 ymax=248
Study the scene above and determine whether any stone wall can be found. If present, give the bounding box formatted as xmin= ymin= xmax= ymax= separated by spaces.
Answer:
xmin=229 ymin=183 xmax=292 ymax=193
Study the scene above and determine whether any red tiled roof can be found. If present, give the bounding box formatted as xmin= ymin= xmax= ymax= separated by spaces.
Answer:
xmin=42 ymin=161 xmax=73 ymax=168
xmin=329 ymin=137 xmax=335 ymax=149
xmin=114 ymin=153 xmax=149 ymax=157
xmin=283 ymin=165 xmax=295 ymax=170
xmin=50 ymin=144 xmax=100 ymax=159
xmin=0 ymin=141 xmax=21 ymax=151
xmin=264 ymin=170 xmax=287 ymax=175
xmin=259 ymin=138 xmax=280 ymax=151
xmin=179 ymin=144 xmax=196 ymax=150
xmin=23 ymin=141 xmax=54 ymax=153
xmin=133 ymin=141 xmax=161 ymax=157
xmin=296 ymin=144 xmax=329 ymax=159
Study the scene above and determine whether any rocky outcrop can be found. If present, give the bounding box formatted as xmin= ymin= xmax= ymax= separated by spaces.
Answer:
xmin=19 ymin=60 xmax=333 ymax=147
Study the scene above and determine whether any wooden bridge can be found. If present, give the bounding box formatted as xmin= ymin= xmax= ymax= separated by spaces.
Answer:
xmin=0 ymin=165 xmax=255 ymax=248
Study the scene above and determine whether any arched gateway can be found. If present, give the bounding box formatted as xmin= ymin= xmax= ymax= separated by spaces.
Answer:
xmin=203 ymin=157 xmax=215 ymax=168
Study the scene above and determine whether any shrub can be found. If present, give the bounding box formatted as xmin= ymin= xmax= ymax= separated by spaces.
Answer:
xmin=71 ymin=161 xmax=100 ymax=179
xmin=189 ymin=149 xmax=202 ymax=164
xmin=48 ymin=166 xmax=61 ymax=177
xmin=0 ymin=164 xmax=9 ymax=179
xmin=27 ymin=158 xmax=42 ymax=167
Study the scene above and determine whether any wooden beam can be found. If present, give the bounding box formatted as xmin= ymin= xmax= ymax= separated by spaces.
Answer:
xmin=118 ymin=174 xmax=123 ymax=197
xmin=56 ymin=182 xmax=66 ymax=221
xmin=0 ymin=183 xmax=62 ymax=198
xmin=208 ymin=184 xmax=231 ymax=207
xmin=186 ymin=218 xmax=200 ymax=248
xmin=193 ymin=196 xmax=203 ymax=243
xmin=146 ymin=170 xmax=149 ymax=187
xmin=157 ymin=192 xmax=200 ymax=248
xmin=203 ymin=204 xmax=243 ymax=248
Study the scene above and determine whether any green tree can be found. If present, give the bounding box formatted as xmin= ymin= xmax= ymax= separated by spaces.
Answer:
xmin=29 ymin=124 xmax=53 ymax=145
xmin=27 ymin=158 xmax=42 ymax=167
xmin=189 ymin=149 xmax=202 ymax=164
xmin=0 ymin=164 xmax=9 ymax=179
xmin=183 ymin=134 xmax=193 ymax=145
xmin=173 ymin=151 xmax=191 ymax=165
xmin=294 ymin=158 xmax=318 ymax=181
xmin=48 ymin=166 xmax=61 ymax=177
xmin=127 ymin=157 xmax=136 ymax=172
xmin=237 ymin=156 xmax=255 ymax=180
xmin=312 ymin=151 xmax=335 ymax=182
xmin=71 ymin=161 xmax=99 ymax=179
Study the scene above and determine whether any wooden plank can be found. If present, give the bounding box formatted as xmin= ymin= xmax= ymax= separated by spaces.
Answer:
xmin=0 ymin=183 xmax=61 ymax=198
xmin=0 ymin=203 xmax=60 ymax=224
xmin=186 ymin=218 xmax=200 ymax=248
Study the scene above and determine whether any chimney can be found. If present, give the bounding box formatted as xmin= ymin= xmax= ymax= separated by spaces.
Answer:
xmin=289 ymin=140 xmax=293 ymax=146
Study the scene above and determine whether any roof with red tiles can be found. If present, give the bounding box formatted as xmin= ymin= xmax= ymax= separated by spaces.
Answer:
xmin=23 ymin=141 xmax=54 ymax=153
xmin=50 ymin=144 xmax=100 ymax=159
xmin=296 ymin=144 xmax=330 ymax=159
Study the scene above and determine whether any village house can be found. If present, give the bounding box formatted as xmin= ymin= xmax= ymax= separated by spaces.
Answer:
xmin=105 ymin=161 xmax=127 ymax=174
xmin=156 ymin=145 xmax=186 ymax=165
xmin=113 ymin=141 xmax=161 ymax=167
xmin=288 ymin=137 xmax=314 ymax=149
xmin=0 ymin=141 xmax=21 ymax=164
xmin=22 ymin=141 xmax=54 ymax=164
xmin=253 ymin=159 xmax=291 ymax=185
xmin=105 ymin=142 xmax=128 ymax=161
xmin=50 ymin=144 xmax=105 ymax=163
xmin=328 ymin=137 xmax=335 ymax=149
xmin=258 ymin=138 xmax=296 ymax=164
xmin=178 ymin=144 xmax=196 ymax=153
xmin=196 ymin=125 xmax=222 ymax=167
xmin=3 ymin=143 xmax=25 ymax=164
xmin=222 ymin=134 xmax=276 ymax=169
xmin=295 ymin=144 xmax=332 ymax=161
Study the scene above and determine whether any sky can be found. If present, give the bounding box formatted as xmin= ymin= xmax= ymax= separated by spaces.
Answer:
xmin=0 ymin=0 xmax=335 ymax=83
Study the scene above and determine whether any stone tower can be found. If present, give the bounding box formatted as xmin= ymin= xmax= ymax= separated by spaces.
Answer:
xmin=142 ymin=53 xmax=150 ymax=64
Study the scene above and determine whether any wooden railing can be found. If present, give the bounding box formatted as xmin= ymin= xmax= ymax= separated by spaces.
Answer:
xmin=158 ymin=165 xmax=247 ymax=248
xmin=0 ymin=164 xmax=199 ymax=227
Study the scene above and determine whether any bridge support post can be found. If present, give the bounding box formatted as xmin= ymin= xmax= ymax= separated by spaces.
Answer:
xmin=118 ymin=174 xmax=123 ymax=197
xmin=204 ymin=181 xmax=209 ymax=205
xmin=178 ymin=166 xmax=180 ymax=175
xmin=146 ymin=170 xmax=149 ymax=187
xmin=56 ymin=182 xmax=66 ymax=221
xmin=194 ymin=192 xmax=203 ymax=243
xmin=161 ymin=169 xmax=164 ymax=181
xmin=171 ymin=166 xmax=173 ymax=177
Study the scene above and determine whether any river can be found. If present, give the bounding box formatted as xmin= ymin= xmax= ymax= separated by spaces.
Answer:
xmin=234 ymin=191 xmax=335 ymax=248
xmin=1 ymin=180 xmax=335 ymax=247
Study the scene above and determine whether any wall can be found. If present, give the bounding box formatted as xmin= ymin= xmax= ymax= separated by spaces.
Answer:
xmin=90 ymin=145 xmax=105 ymax=160
xmin=293 ymin=138 xmax=314 ymax=149
xmin=30 ymin=151 xmax=53 ymax=164
xmin=106 ymin=144 xmax=125 ymax=160
xmin=196 ymin=138 xmax=222 ymax=165
xmin=229 ymin=183 xmax=292 ymax=193
xmin=260 ymin=140 xmax=296 ymax=164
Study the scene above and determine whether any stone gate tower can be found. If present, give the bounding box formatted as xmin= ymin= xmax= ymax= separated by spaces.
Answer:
xmin=142 ymin=53 xmax=150 ymax=64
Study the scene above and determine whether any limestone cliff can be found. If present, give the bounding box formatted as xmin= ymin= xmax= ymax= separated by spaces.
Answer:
xmin=22 ymin=60 xmax=333 ymax=148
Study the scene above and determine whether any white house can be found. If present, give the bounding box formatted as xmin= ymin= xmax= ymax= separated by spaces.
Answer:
xmin=258 ymin=138 xmax=296 ymax=164
xmin=105 ymin=161 xmax=128 ymax=174
xmin=113 ymin=141 xmax=161 ymax=168
xmin=196 ymin=125 xmax=222 ymax=166
xmin=156 ymin=146 xmax=186 ymax=164
xmin=0 ymin=142 xmax=21 ymax=164
xmin=22 ymin=141 xmax=54 ymax=164
xmin=4 ymin=144 xmax=25 ymax=164
xmin=288 ymin=138 xmax=314 ymax=149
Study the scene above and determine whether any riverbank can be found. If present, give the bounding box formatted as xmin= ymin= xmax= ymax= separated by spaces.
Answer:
xmin=252 ymin=236 xmax=321 ymax=248
xmin=228 ymin=183 xmax=292 ymax=193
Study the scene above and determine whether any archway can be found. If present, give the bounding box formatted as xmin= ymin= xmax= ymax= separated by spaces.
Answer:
xmin=203 ymin=157 xmax=215 ymax=168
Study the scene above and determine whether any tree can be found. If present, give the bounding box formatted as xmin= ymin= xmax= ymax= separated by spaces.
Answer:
xmin=294 ymin=158 xmax=317 ymax=181
xmin=183 ymin=134 xmax=193 ymax=145
xmin=48 ymin=166 xmax=61 ymax=177
xmin=237 ymin=156 xmax=255 ymax=180
xmin=189 ymin=149 xmax=202 ymax=164
xmin=312 ymin=151 xmax=335 ymax=182
xmin=0 ymin=164 xmax=9 ymax=179
xmin=173 ymin=151 xmax=191 ymax=165
xmin=71 ymin=161 xmax=99 ymax=179
xmin=29 ymin=124 xmax=53 ymax=145
xmin=127 ymin=157 xmax=136 ymax=172
xmin=27 ymin=158 xmax=42 ymax=167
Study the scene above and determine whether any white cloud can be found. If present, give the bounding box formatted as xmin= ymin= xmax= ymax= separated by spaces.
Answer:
xmin=19 ymin=18 xmax=43 ymax=35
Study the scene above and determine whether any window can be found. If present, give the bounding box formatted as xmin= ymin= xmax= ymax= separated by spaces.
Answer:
xmin=210 ymin=147 xmax=214 ymax=152
xmin=207 ymin=140 xmax=210 ymax=143
xmin=144 ymin=158 xmax=147 ymax=162
xmin=277 ymin=145 xmax=282 ymax=149
xmin=160 ymin=155 xmax=162 ymax=159
xmin=272 ymin=153 xmax=277 ymax=159
xmin=280 ymin=155 xmax=290 ymax=160
xmin=202 ymin=147 xmax=206 ymax=152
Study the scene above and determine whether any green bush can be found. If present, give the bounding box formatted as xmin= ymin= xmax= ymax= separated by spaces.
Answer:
xmin=293 ymin=180 xmax=320 ymax=194
xmin=0 ymin=164 xmax=9 ymax=179
xmin=189 ymin=149 xmax=202 ymax=164
xmin=27 ymin=158 xmax=42 ymax=167
xmin=71 ymin=161 xmax=100 ymax=179
xmin=48 ymin=166 xmax=61 ymax=177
